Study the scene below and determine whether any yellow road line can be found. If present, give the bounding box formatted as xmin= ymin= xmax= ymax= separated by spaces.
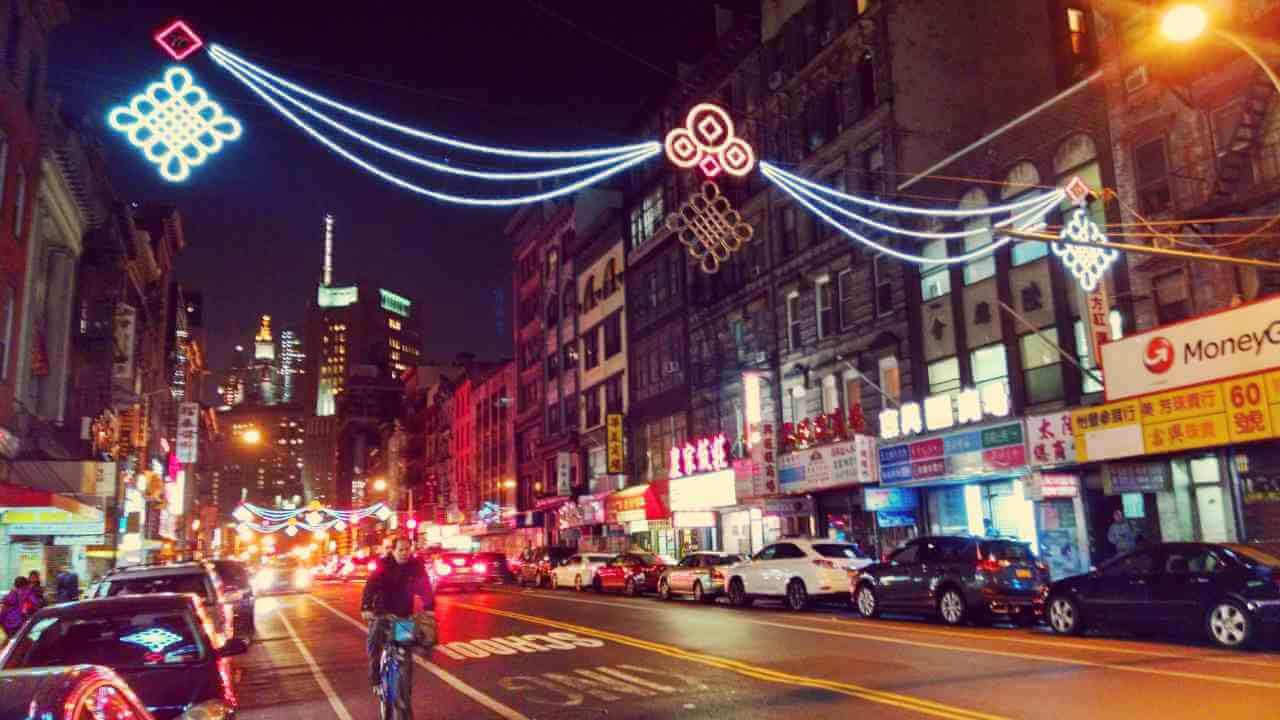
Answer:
xmin=452 ymin=600 xmax=1008 ymax=720
xmin=505 ymin=587 xmax=1280 ymax=671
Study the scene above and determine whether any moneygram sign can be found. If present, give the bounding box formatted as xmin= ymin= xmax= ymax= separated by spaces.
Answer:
xmin=1101 ymin=296 xmax=1280 ymax=401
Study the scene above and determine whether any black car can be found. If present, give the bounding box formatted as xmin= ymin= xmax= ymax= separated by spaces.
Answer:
xmin=852 ymin=536 xmax=1049 ymax=626
xmin=0 ymin=594 xmax=248 ymax=720
xmin=517 ymin=546 xmax=577 ymax=588
xmin=208 ymin=559 xmax=256 ymax=638
xmin=1045 ymin=542 xmax=1280 ymax=648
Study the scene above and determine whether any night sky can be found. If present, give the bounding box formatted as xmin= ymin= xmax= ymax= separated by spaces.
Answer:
xmin=49 ymin=1 xmax=718 ymax=375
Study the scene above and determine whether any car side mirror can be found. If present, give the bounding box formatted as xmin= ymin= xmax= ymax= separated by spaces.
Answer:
xmin=218 ymin=637 xmax=250 ymax=657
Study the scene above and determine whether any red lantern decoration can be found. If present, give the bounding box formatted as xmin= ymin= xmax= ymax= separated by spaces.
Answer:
xmin=848 ymin=404 xmax=866 ymax=434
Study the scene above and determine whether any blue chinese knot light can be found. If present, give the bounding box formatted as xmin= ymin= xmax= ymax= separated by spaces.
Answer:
xmin=108 ymin=66 xmax=242 ymax=182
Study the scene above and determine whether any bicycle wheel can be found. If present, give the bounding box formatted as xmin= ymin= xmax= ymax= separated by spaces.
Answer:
xmin=379 ymin=647 xmax=415 ymax=720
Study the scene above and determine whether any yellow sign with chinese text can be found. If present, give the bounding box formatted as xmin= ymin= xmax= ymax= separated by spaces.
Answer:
xmin=1073 ymin=367 xmax=1280 ymax=462
xmin=606 ymin=413 xmax=624 ymax=474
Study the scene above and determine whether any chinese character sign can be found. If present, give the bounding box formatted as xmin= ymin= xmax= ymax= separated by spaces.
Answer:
xmin=669 ymin=434 xmax=730 ymax=479
xmin=880 ymin=383 xmax=1011 ymax=440
xmin=606 ymin=413 xmax=625 ymax=474
xmin=176 ymin=402 xmax=200 ymax=464
xmin=1025 ymin=411 xmax=1076 ymax=467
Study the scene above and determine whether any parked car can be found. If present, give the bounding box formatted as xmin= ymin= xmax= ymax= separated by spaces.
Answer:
xmin=727 ymin=539 xmax=873 ymax=611
xmin=851 ymin=536 xmax=1047 ymax=625
xmin=658 ymin=552 xmax=745 ymax=603
xmin=0 ymin=594 xmax=248 ymax=720
xmin=0 ymin=665 xmax=157 ymax=720
xmin=550 ymin=553 xmax=615 ymax=591
xmin=429 ymin=552 xmax=490 ymax=593
xmin=593 ymin=553 xmax=668 ymax=596
xmin=94 ymin=563 xmax=235 ymax=642
xmin=1045 ymin=542 xmax=1280 ymax=648
xmin=208 ymin=559 xmax=256 ymax=638
xmin=517 ymin=546 xmax=577 ymax=588
xmin=471 ymin=552 xmax=513 ymax=584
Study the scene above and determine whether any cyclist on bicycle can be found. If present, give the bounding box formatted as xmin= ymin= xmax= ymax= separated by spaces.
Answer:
xmin=361 ymin=536 xmax=434 ymax=689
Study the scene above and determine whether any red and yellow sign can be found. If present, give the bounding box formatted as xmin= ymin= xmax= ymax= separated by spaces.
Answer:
xmin=1073 ymin=367 xmax=1280 ymax=462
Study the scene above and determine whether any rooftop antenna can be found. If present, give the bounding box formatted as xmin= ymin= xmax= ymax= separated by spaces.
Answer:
xmin=323 ymin=212 xmax=334 ymax=287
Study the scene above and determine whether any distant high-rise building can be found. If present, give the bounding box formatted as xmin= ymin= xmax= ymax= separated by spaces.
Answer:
xmin=248 ymin=315 xmax=280 ymax=405
xmin=218 ymin=345 xmax=248 ymax=407
xmin=278 ymin=329 xmax=303 ymax=404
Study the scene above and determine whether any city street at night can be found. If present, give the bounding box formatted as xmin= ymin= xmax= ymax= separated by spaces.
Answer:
xmin=232 ymin=582 xmax=1280 ymax=720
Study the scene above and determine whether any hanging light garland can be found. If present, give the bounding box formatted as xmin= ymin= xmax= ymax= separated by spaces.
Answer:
xmin=233 ymin=500 xmax=393 ymax=534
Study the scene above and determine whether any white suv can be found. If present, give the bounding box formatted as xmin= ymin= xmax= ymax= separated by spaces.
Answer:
xmin=725 ymin=539 xmax=874 ymax=611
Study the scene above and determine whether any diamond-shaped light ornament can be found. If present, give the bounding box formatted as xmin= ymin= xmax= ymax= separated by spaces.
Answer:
xmin=153 ymin=20 xmax=204 ymax=61
xmin=108 ymin=67 xmax=242 ymax=182
xmin=374 ymin=505 xmax=393 ymax=522
xmin=121 ymin=628 xmax=184 ymax=653
xmin=1053 ymin=208 xmax=1118 ymax=292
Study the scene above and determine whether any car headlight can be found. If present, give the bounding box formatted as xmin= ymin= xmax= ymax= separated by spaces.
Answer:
xmin=252 ymin=569 xmax=276 ymax=591
xmin=294 ymin=569 xmax=312 ymax=588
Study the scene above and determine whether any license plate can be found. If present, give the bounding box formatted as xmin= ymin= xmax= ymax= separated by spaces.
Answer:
xmin=456 ymin=567 xmax=470 ymax=574
xmin=1015 ymin=568 xmax=1032 ymax=578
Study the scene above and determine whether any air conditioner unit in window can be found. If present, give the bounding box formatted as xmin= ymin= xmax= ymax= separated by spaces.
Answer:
xmin=663 ymin=360 xmax=681 ymax=375
xmin=1124 ymin=65 xmax=1149 ymax=94
xmin=768 ymin=70 xmax=784 ymax=90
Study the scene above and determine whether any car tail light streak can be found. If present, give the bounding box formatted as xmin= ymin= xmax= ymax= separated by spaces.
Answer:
xmin=435 ymin=561 xmax=453 ymax=576
xmin=473 ymin=562 xmax=487 ymax=573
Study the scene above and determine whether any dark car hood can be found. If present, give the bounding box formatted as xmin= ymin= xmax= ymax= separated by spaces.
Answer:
xmin=117 ymin=663 xmax=219 ymax=720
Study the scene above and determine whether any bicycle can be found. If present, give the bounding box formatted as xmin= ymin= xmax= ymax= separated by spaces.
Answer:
xmin=374 ymin=614 xmax=434 ymax=720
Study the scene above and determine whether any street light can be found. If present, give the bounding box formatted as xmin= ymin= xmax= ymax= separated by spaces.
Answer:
xmin=372 ymin=478 xmax=387 ymax=492
xmin=1160 ymin=4 xmax=1280 ymax=95
xmin=240 ymin=428 xmax=262 ymax=445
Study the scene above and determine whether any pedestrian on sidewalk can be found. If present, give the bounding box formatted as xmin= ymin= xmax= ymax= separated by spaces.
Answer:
xmin=27 ymin=571 xmax=47 ymax=610
xmin=55 ymin=566 xmax=80 ymax=603
xmin=2 ymin=577 xmax=36 ymax=640
xmin=1107 ymin=509 xmax=1137 ymax=557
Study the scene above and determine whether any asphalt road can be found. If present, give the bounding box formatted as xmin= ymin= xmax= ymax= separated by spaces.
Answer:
xmin=233 ymin=581 xmax=1280 ymax=719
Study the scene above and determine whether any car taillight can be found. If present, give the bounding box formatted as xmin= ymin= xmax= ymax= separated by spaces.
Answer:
xmin=473 ymin=562 xmax=487 ymax=573
xmin=978 ymin=559 xmax=1005 ymax=573
xmin=435 ymin=561 xmax=452 ymax=576
xmin=813 ymin=559 xmax=839 ymax=569
xmin=368 ymin=561 xmax=378 ymax=573
xmin=710 ymin=568 xmax=724 ymax=581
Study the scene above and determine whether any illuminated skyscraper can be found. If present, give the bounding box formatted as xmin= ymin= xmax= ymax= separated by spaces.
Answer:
xmin=278 ymin=329 xmax=303 ymax=404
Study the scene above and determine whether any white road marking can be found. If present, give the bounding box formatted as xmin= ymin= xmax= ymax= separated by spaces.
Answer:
xmin=307 ymin=593 xmax=530 ymax=720
xmin=276 ymin=607 xmax=355 ymax=720
xmin=437 ymin=631 xmax=606 ymax=661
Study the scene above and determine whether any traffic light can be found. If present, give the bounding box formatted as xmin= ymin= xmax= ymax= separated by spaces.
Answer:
xmin=406 ymin=517 xmax=418 ymax=531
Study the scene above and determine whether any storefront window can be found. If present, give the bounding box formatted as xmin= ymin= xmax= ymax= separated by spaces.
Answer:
xmin=1237 ymin=444 xmax=1280 ymax=543
xmin=1020 ymin=329 xmax=1063 ymax=404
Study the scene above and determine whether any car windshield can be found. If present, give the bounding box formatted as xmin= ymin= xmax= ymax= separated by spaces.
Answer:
xmin=212 ymin=563 xmax=250 ymax=589
xmin=707 ymin=555 xmax=743 ymax=566
xmin=630 ymin=554 xmax=659 ymax=565
xmin=979 ymin=541 xmax=1035 ymax=562
xmin=3 ymin=611 xmax=207 ymax=670
xmin=812 ymin=544 xmax=866 ymax=560
xmin=1223 ymin=544 xmax=1280 ymax=568
xmin=104 ymin=575 xmax=208 ymax=599
xmin=587 ymin=555 xmax=613 ymax=563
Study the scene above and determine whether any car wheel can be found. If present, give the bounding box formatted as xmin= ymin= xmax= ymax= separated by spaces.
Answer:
xmin=593 ymin=577 xmax=603 ymax=593
xmin=625 ymin=577 xmax=640 ymax=597
xmin=855 ymin=583 xmax=880 ymax=619
xmin=1207 ymin=601 xmax=1253 ymax=649
xmin=938 ymin=588 xmax=967 ymax=626
xmin=1047 ymin=595 xmax=1085 ymax=636
xmin=659 ymin=578 xmax=672 ymax=600
xmin=728 ymin=578 xmax=751 ymax=607
xmin=785 ymin=579 xmax=809 ymax=612
xmin=550 ymin=574 xmax=559 ymax=590
xmin=574 ymin=575 xmax=583 ymax=592
xmin=694 ymin=581 xmax=712 ymax=604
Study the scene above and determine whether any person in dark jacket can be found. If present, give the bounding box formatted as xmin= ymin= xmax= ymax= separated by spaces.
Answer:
xmin=54 ymin=566 xmax=80 ymax=603
xmin=26 ymin=572 xmax=46 ymax=610
xmin=360 ymin=536 xmax=434 ymax=688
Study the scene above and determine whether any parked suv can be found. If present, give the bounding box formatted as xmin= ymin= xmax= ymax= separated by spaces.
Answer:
xmin=94 ymin=563 xmax=235 ymax=642
xmin=726 ymin=539 xmax=873 ymax=611
xmin=517 ymin=547 xmax=576 ymax=588
xmin=852 ymin=536 xmax=1049 ymax=626
xmin=208 ymin=559 xmax=255 ymax=638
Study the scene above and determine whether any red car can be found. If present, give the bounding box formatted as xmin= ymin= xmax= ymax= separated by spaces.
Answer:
xmin=592 ymin=553 xmax=668 ymax=596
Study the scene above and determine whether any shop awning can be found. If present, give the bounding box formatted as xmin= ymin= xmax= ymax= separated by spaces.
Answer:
xmin=644 ymin=480 xmax=669 ymax=521
xmin=0 ymin=481 xmax=101 ymax=518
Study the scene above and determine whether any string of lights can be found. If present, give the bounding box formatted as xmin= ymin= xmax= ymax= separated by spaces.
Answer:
xmin=210 ymin=47 xmax=659 ymax=182
xmin=208 ymin=44 xmax=659 ymax=160
xmin=210 ymin=50 xmax=661 ymax=206
xmin=761 ymin=162 xmax=1065 ymax=266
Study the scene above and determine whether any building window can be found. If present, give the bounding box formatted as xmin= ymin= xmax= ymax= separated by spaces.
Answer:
xmin=1066 ymin=7 xmax=1088 ymax=55
xmin=1010 ymin=196 xmax=1050 ymax=265
xmin=603 ymin=312 xmax=622 ymax=358
xmin=878 ymin=355 xmax=901 ymax=403
xmin=821 ymin=375 xmax=838 ymax=414
xmin=388 ymin=318 xmax=401 ymax=330
xmin=583 ymin=325 xmax=600 ymax=370
xmin=920 ymin=239 xmax=950 ymax=300
xmin=838 ymin=269 xmax=856 ymax=330
xmin=562 ymin=281 xmax=575 ymax=317
xmin=815 ymin=276 xmax=835 ymax=339
xmin=962 ymin=221 xmax=995 ymax=284
xmin=1154 ymin=269 xmax=1191 ymax=323
xmin=604 ymin=258 xmax=618 ymax=296
xmin=1134 ymin=138 xmax=1172 ymax=215
xmin=786 ymin=292 xmax=802 ymax=350
xmin=545 ymin=294 xmax=559 ymax=325
xmin=630 ymin=187 xmax=664 ymax=249
xmin=1021 ymin=328 xmax=1064 ymax=404
xmin=605 ymin=374 xmax=623 ymax=414
xmin=1074 ymin=310 xmax=1123 ymax=394
xmin=12 ymin=166 xmax=24 ymax=239
xmin=780 ymin=206 xmax=797 ymax=257
xmin=927 ymin=356 xmax=961 ymax=396
xmin=562 ymin=342 xmax=576 ymax=372
xmin=584 ymin=386 xmax=602 ymax=429
xmin=971 ymin=343 xmax=1009 ymax=392
xmin=545 ymin=351 xmax=560 ymax=380
xmin=873 ymin=255 xmax=893 ymax=316
xmin=582 ymin=276 xmax=596 ymax=312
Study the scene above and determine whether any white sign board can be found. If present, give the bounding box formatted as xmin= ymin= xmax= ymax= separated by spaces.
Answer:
xmin=112 ymin=304 xmax=137 ymax=383
xmin=1025 ymin=412 xmax=1077 ymax=467
xmin=777 ymin=436 xmax=877 ymax=493
xmin=669 ymin=469 xmax=737 ymax=511
xmin=1101 ymin=295 xmax=1280 ymax=401
xmin=176 ymin=402 xmax=199 ymax=464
